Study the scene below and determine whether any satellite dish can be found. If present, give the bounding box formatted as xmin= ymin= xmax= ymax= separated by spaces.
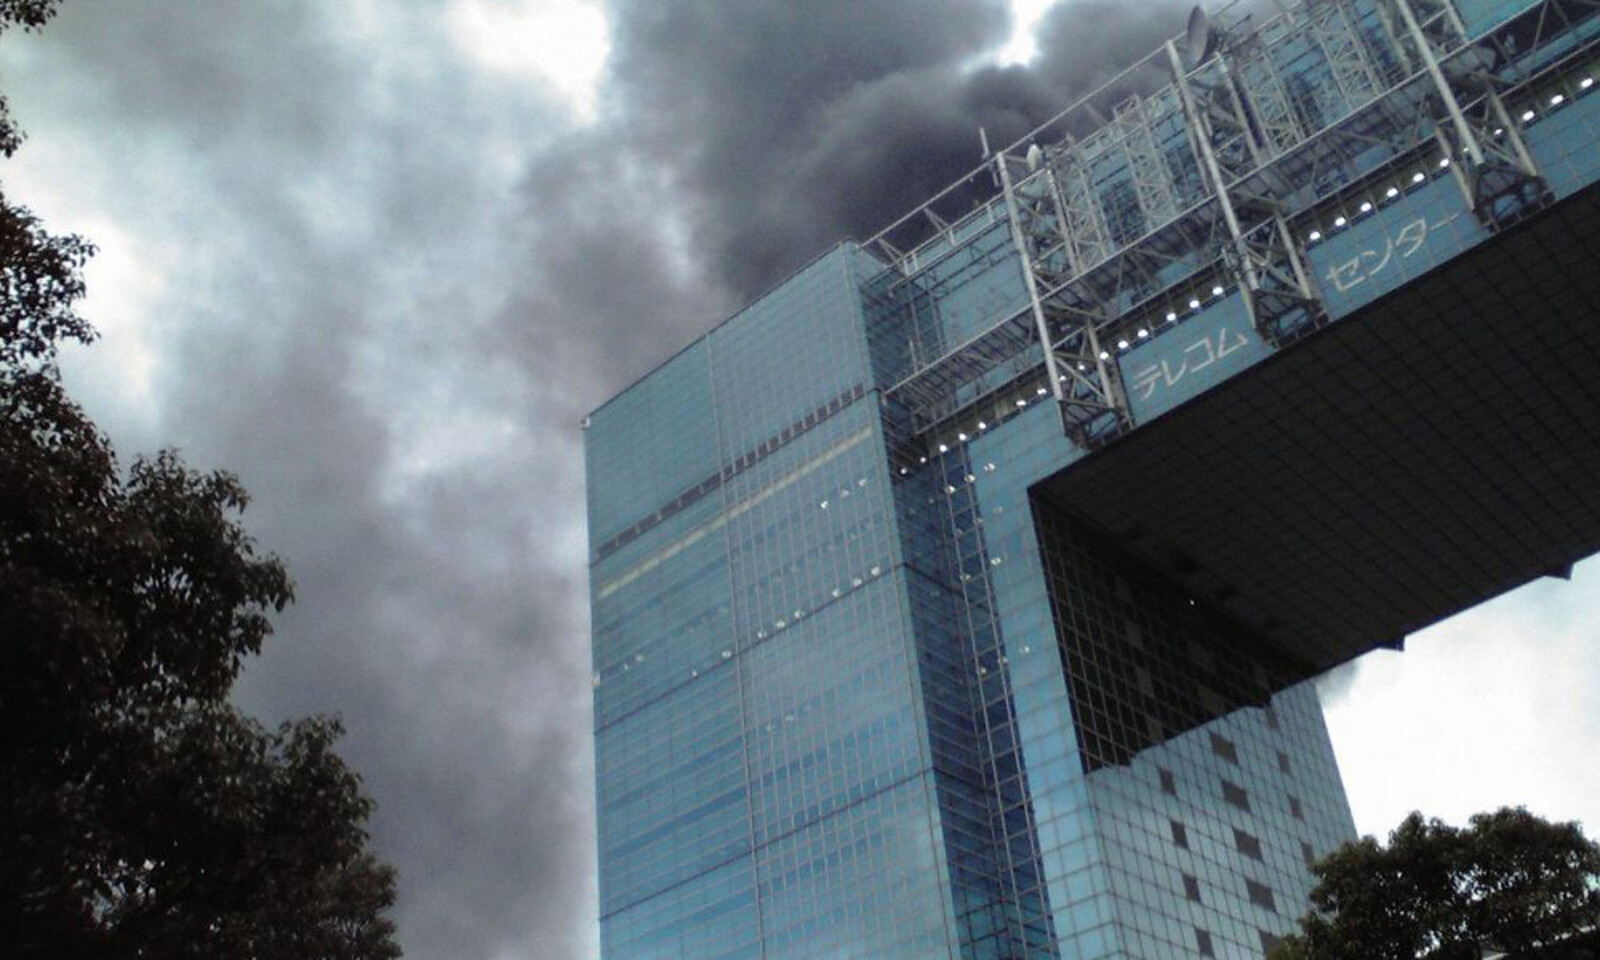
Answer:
xmin=1025 ymin=143 xmax=1044 ymax=171
xmin=1186 ymin=6 xmax=1221 ymax=67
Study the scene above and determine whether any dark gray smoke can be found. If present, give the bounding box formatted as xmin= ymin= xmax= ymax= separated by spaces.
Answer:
xmin=593 ymin=0 xmax=1191 ymax=300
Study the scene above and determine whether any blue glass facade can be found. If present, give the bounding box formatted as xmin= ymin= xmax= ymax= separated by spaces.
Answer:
xmin=587 ymin=1 xmax=1600 ymax=956
xmin=587 ymin=240 xmax=1356 ymax=960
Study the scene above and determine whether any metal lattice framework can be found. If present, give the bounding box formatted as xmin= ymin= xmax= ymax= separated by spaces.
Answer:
xmin=865 ymin=0 xmax=1594 ymax=444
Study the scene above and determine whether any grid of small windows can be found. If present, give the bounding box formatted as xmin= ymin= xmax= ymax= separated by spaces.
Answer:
xmin=944 ymin=399 xmax=1360 ymax=960
xmin=1032 ymin=499 xmax=1299 ymax=772
xmin=590 ymin=247 xmax=977 ymax=960
xmin=857 ymin=220 xmax=1028 ymax=390
xmin=1069 ymin=691 xmax=1355 ymax=960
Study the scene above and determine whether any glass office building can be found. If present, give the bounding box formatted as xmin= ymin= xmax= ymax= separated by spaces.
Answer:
xmin=587 ymin=239 xmax=1354 ymax=960
xmin=587 ymin=0 xmax=1600 ymax=956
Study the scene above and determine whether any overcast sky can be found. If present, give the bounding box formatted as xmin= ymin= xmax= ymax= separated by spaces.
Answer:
xmin=3 ymin=2 xmax=1596 ymax=958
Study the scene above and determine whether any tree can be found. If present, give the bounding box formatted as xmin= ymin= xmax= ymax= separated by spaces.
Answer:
xmin=1 ymin=4 xmax=401 ymax=956
xmin=1270 ymin=808 xmax=1600 ymax=960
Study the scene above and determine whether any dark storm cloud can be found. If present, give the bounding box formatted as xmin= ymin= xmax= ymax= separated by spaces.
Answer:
xmin=8 ymin=1 xmax=1217 ymax=958
xmin=599 ymin=0 xmax=1191 ymax=298
xmin=11 ymin=1 xmax=598 ymax=958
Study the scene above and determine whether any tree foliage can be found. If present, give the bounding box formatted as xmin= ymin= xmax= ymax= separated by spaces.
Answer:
xmin=1270 ymin=808 xmax=1600 ymax=960
xmin=1 ymin=3 xmax=401 ymax=956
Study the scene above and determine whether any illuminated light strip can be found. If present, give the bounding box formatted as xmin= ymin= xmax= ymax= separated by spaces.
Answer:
xmin=595 ymin=426 xmax=875 ymax=600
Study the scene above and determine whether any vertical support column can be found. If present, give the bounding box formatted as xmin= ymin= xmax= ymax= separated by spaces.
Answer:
xmin=1167 ymin=41 xmax=1265 ymax=314
xmin=1115 ymin=94 xmax=1182 ymax=229
xmin=1039 ymin=166 xmax=1130 ymax=443
xmin=996 ymin=155 xmax=1069 ymax=409
xmin=1167 ymin=40 xmax=1328 ymax=345
xmin=995 ymin=150 xmax=1130 ymax=448
xmin=1306 ymin=0 xmax=1385 ymax=111
xmin=1382 ymin=0 xmax=1550 ymax=228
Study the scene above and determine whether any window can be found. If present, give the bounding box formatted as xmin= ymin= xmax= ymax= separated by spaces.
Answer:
xmin=1264 ymin=707 xmax=1280 ymax=730
xmin=1301 ymin=841 xmax=1316 ymax=869
xmin=1246 ymin=879 xmax=1277 ymax=912
xmin=1277 ymin=750 xmax=1291 ymax=774
xmin=1222 ymin=779 xmax=1250 ymax=811
xmin=1210 ymin=732 xmax=1239 ymax=764
xmin=1261 ymin=931 xmax=1285 ymax=953
xmin=1183 ymin=873 xmax=1202 ymax=903
xmin=1159 ymin=767 xmax=1177 ymax=796
xmin=1172 ymin=819 xmax=1190 ymax=849
xmin=1234 ymin=827 xmax=1263 ymax=860
xmin=1196 ymin=928 xmax=1216 ymax=958
xmin=1289 ymin=795 xmax=1304 ymax=820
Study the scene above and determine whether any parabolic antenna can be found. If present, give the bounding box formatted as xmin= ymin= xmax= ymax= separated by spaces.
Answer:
xmin=1186 ymin=6 xmax=1221 ymax=67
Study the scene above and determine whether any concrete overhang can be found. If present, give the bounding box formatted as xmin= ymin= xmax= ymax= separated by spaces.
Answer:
xmin=1037 ymin=180 xmax=1600 ymax=679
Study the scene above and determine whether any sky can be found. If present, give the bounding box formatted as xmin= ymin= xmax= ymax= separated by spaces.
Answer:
xmin=2 ymin=1 xmax=1596 ymax=958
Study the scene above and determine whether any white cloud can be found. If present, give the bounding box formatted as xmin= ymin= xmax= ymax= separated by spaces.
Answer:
xmin=446 ymin=0 xmax=611 ymax=123
xmin=1326 ymin=559 xmax=1600 ymax=838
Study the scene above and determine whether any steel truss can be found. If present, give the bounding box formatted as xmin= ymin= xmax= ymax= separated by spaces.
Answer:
xmin=1166 ymin=40 xmax=1328 ymax=346
xmin=1379 ymin=0 xmax=1553 ymax=228
xmin=996 ymin=153 xmax=1131 ymax=448
xmin=871 ymin=0 xmax=1594 ymax=445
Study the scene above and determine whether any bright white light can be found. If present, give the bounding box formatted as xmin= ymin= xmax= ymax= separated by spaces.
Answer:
xmin=1035 ymin=387 xmax=1048 ymax=396
xmin=1189 ymin=299 xmax=1201 ymax=310
xmin=938 ymin=444 xmax=949 ymax=453
xmin=1308 ymin=230 xmax=1323 ymax=242
xmin=1582 ymin=77 xmax=1594 ymax=89
xmin=1334 ymin=216 xmax=1348 ymax=227
xmin=1211 ymin=285 xmax=1224 ymax=297
xmin=1117 ymin=339 xmax=1129 ymax=350
xmin=1360 ymin=201 xmax=1373 ymax=213
xmin=1166 ymin=311 xmax=1178 ymax=322
xmin=1098 ymin=351 xmax=1111 ymax=360
xmin=958 ymin=433 xmax=968 ymax=442
xmin=1137 ymin=328 xmax=1149 ymax=339
xmin=447 ymin=0 xmax=611 ymax=123
xmin=1440 ymin=156 xmax=1452 ymax=167
xmin=1413 ymin=172 xmax=1426 ymax=183
xmin=1522 ymin=109 xmax=1537 ymax=121
xmin=998 ymin=0 xmax=1054 ymax=65
xmin=977 ymin=421 xmax=988 ymax=430
xmin=1016 ymin=399 xmax=1028 ymax=407
xmin=1551 ymin=93 xmax=1566 ymax=106
xmin=1386 ymin=187 xmax=1399 ymax=199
